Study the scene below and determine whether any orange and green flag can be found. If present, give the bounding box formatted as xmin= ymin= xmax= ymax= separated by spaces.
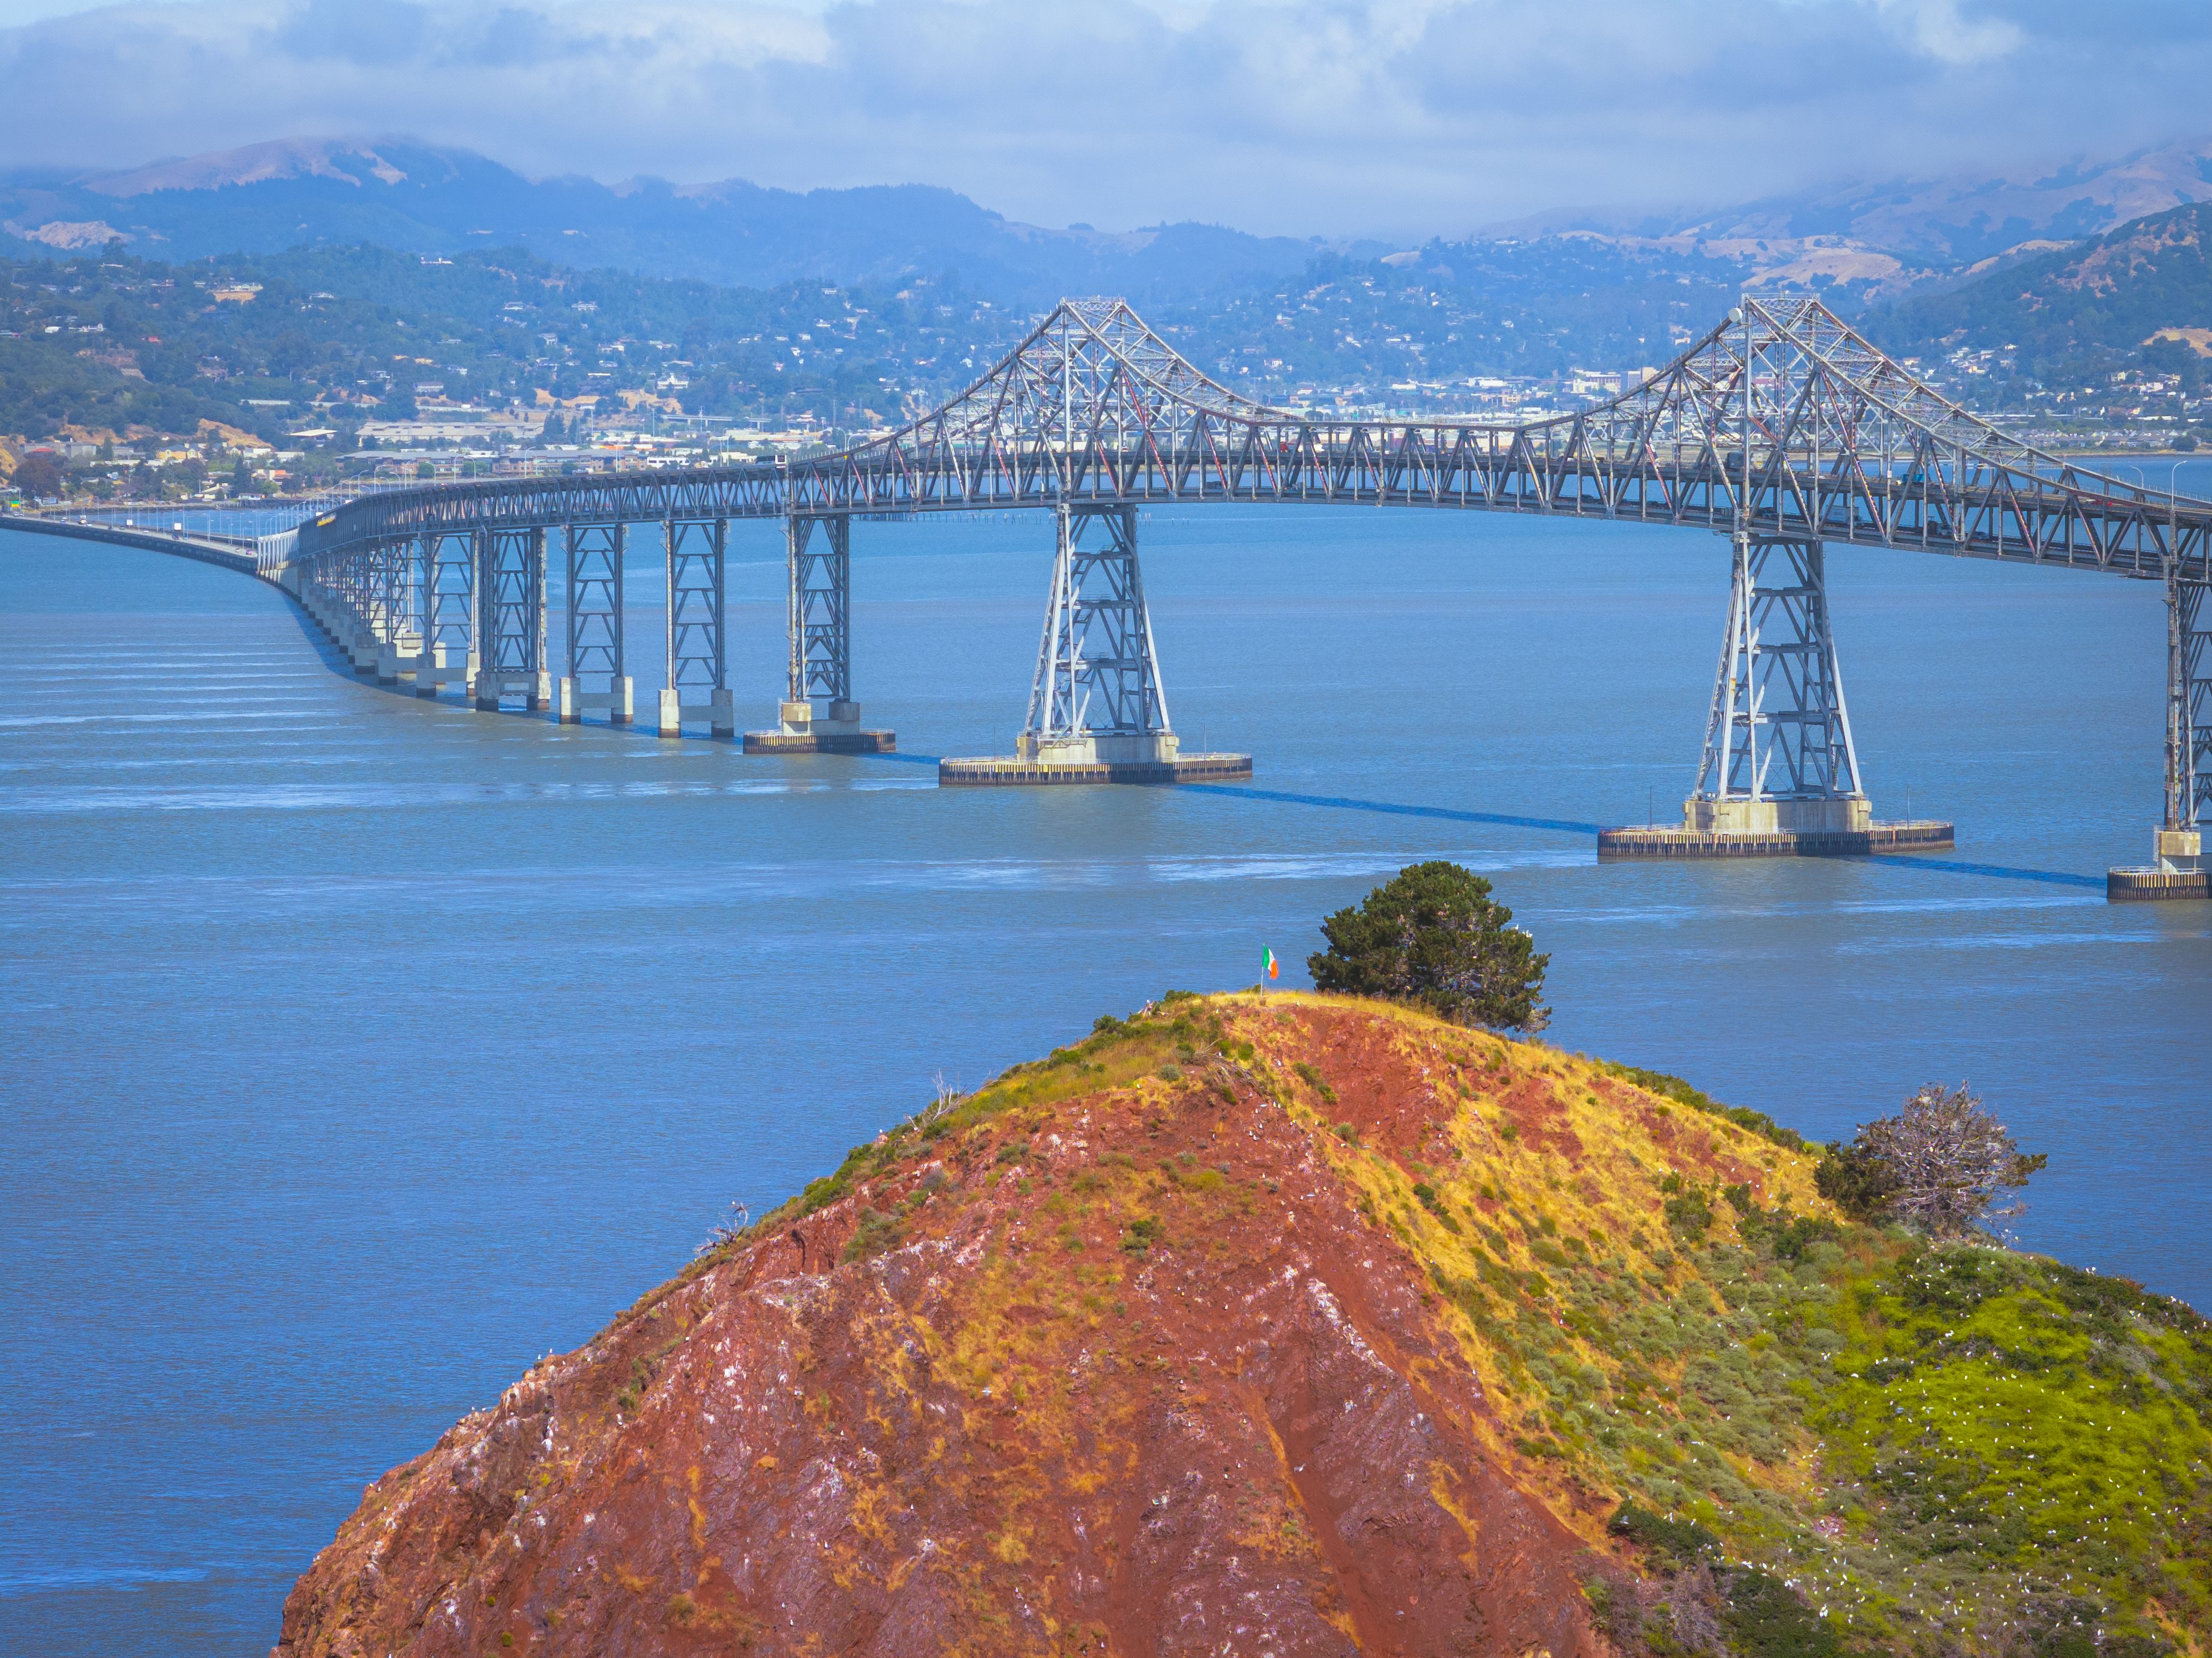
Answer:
xmin=1263 ymin=946 xmax=1279 ymax=981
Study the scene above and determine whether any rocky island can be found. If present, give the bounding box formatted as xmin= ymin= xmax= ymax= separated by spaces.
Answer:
xmin=275 ymin=993 xmax=2210 ymax=1657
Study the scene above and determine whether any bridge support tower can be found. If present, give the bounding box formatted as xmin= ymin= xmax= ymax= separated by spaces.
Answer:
xmin=941 ymin=504 xmax=1250 ymax=786
xmin=2109 ymin=572 xmax=2211 ymax=899
xmin=654 ymin=519 xmax=736 ymax=738
xmin=471 ymin=528 xmax=551 ymax=712
xmin=557 ymin=524 xmax=634 ymax=725
xmin=409 ymin=531 xmax=478 ymax=699
xmin=1599 ymin=533 xmax=1952 ymax=859
xmin=746 ymin=514 xmax=894 ymax=753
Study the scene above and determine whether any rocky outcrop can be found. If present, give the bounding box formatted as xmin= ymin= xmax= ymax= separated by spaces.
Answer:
xmin=271 ymin=995 xmax=1830 ymax=1657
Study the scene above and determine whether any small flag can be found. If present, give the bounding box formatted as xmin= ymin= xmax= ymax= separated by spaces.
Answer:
xmin=1263 ymin=946 xmax=1279 ymax=981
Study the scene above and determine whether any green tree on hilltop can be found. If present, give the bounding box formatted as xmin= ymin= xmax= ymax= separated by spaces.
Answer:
xmin=1308 ymin=861 xmax=1549 ymax=1032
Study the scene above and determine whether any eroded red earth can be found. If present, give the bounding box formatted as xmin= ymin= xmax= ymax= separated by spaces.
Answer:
xmin=276 ymin=1001 xmax=1668 ymax=1657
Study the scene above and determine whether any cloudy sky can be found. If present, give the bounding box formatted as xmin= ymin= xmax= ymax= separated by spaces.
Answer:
xmin=0 ymin=0 xmax=2205 ymax=237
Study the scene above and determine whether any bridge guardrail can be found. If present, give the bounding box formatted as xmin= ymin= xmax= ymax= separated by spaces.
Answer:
xmin=0 ymin=513 xmax=261 ymax=575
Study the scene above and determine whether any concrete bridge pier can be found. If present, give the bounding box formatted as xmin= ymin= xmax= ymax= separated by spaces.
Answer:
xmin=375 ymin=631 xmax=424 ymax=686
xmin=746 ymin=514 xmax=894 ymax=754
xmin=1599 ymin=533 xmax=1952 ymax=859
xmin=2111 ymin=573 xmax=2211 ymax=899
xmin=413 ymin=644 xmax=477 ymax=700
xmin=941 ymin=504 xmax=1248 ymax=786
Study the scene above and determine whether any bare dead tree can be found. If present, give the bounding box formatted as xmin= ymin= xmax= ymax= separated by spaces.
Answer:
xmin=914 ymin=1070 xmax=964 ymax=1130
xmin=698 ymin=1200 xmax=752 ymax=1255
xmin=1855 ymin=1083 xmax=2046 ymax=1239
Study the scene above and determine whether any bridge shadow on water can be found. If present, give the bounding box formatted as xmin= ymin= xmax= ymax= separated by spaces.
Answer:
xmin=1177 ymin=783 xmax=2106 ymax=894
xmin=278 ymin=608 xmax=2100 ymax=894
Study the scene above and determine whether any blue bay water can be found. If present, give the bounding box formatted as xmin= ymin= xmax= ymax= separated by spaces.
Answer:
xmin=3 ymin=494 xmax=2209 ymax=1656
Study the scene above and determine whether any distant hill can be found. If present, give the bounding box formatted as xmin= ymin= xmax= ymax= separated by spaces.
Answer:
xmin=1868 ymin=200 xmax=2212 ymax=381
xmin=0 ymin=137 xmax=1381 ymax=306
xmin=1491 ymin=132 xmax=2212 ymax=302
xmin=0 ymin=241 xmax=1058 ymax=448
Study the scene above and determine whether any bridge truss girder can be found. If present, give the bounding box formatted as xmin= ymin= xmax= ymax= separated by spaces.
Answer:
xmin=295 ymin=296 xmax=2212 ymax=586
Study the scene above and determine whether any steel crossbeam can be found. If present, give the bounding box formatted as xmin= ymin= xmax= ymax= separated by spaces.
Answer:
xmin=665 ymin=519 xmax=725 ymax=698
xmin=565 ymin=523 xmax=625 ymax=684
xmin=1025 ymin=504 xmax=1170 ymax=745
xmin=371 ymin=539 xmax=411 ymax=647
xmin=424 ymin=531 xmax=475 ymax=659
xmin=787 ymin=515 xmax=851 ymax=707
xmin=474 ymin=527 xmax=545 ymax=705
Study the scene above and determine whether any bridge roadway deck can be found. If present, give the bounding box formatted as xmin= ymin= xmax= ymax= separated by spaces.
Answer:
xmin=1 ymin=511 xmax=259 ymax=575
xmin=289 ymin=453 xmax=2212 ymax=586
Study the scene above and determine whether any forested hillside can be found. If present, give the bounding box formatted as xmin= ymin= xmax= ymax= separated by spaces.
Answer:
xmin=0 ymin=243 xmax=1032 ymax=445
xmin=0 ymin=233 xmax=1753 ymax=448
xmin=1871 ymin=201 xmax=2212 ymax=388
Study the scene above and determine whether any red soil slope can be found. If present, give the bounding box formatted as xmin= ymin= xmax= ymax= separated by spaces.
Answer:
xmin=276 ymin=996 xmax=1800 ymax=1657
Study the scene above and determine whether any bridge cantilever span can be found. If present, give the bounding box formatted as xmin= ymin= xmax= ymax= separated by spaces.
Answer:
xmin=11 ymin=295 xmax=2210 ymax=897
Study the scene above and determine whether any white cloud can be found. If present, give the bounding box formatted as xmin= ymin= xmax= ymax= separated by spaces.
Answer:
xmin=0 ymin=0 xmax=2200 ymax=237
xmin=1873 ymin=0 xmax=2024 ymax=64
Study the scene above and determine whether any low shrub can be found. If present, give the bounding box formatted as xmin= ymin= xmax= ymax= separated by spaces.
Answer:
xmin=1607 ymin=1501 xmax=1719 ymax=1564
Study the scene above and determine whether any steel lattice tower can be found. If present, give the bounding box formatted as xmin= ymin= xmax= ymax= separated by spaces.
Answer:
xmin=1020 ymin=504 xmax=1173 ymax=764
xmin=1693 ymin=533 xmax=1864 ymax=813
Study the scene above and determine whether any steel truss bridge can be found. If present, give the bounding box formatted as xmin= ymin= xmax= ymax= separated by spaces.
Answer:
xmin=11 ymin=295 xmax=2211 ymax=886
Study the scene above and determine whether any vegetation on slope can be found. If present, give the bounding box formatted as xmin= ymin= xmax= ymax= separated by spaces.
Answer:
xmin=0 ymin=243 xmax=1031 ymax=445
xmin=0 ymin=227 xmax=1757 ymax=453
xmin=727 ymin=991 xmax=2208 ymax=1657
xmin=1871 ymin=200 xmax=2212 ymax=395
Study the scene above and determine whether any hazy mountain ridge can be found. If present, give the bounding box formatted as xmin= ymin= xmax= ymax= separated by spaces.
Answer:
xmin=0 ymin=137 xmax=1376 ymax=306
xmin=1489 ymin=132 xmax=2212 ymax=300
xmin=17 ymin=130 xmax=2212 ymax=319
